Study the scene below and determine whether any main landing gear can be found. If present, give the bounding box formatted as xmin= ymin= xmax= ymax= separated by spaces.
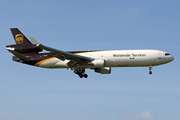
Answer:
xmin=149 ymin=66 xmax=152 ymax=75
xmin=74 ymin=68 xmax=88 ymax=78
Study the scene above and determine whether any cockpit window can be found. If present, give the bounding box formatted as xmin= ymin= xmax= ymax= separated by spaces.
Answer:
xmin=165 ymin=53 xmax=170 ymax=56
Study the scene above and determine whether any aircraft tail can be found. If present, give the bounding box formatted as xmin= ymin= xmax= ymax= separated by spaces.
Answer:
xmin=7 ymin=28 xmax=42 ymax=54
xmin=10 ymin=28 xmax=32 ymax=45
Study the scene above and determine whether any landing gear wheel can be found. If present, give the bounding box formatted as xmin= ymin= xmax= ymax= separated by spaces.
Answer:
xmin=74 ymin=68 xmax=88 ymax=78
xmin=149 ymin=66 xmax=153 ymax=75
xmin=83 ymin=74 xmax=88 ymax=78
xmin=79 ymin=74 xmax=83 ymax=78
xmin=74 ymin=69 xmax=78 ymax=74
xmin=78 ymin=69 xmax=83 ymax=74
xmin=74 ymin=68 xmax=83 ymax=74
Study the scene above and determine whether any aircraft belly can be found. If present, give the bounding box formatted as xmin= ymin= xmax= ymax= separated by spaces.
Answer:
xmin=38 ymin=58 xmax=67 ymax=68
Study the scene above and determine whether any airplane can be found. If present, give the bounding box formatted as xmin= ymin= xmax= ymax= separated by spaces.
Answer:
xmin=6 ymin=28 xmax=174 ymax=78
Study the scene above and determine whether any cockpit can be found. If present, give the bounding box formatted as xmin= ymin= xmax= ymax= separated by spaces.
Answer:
xmin=165 ymin=53 xmax=171 ymax=56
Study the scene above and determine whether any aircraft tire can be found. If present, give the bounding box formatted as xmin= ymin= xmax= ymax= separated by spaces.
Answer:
xmin=74 ymin=69 xmax=78 ymax=74
xmin=79 ymin=74 xmax=83 ymax=78
xmin=83 ymin=74 xmax=88 ymax=78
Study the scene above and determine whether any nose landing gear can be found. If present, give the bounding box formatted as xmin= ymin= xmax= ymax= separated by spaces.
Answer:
xmin=74 ymin=68 xmax=88 ymax=78
xmin=149 ymin=66 xmax=152 ymax=75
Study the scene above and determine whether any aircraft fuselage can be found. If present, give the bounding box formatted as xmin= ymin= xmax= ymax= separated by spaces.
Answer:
xmin=7 ymin=28 xmax=174 ymax=78
xmin=13 ymin=50 xmax=174 ymax=69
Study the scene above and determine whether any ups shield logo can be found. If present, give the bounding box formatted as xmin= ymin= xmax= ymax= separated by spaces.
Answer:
xmin=15 ymin=34 xmax=23 ymax=44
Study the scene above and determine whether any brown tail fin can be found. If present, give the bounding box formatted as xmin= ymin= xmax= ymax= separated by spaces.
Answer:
xmin=10 ymin=28 xmax=32 ymax=45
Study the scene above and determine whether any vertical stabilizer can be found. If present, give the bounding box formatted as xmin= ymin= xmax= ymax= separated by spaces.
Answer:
xmin=10 ymin=28 xmax=32 ymax=45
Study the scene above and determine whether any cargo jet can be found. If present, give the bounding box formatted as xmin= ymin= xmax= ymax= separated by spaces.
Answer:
xmin=6 ymin=28 xmax=174 ymax=78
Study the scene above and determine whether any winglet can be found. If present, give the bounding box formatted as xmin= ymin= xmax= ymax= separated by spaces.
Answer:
xmin=30 ymin=37 xmax=39 ymax=45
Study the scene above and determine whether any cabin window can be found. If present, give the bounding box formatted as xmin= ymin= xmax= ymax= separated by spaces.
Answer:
xmin=165 ymin=53 xmax=170 ymax=56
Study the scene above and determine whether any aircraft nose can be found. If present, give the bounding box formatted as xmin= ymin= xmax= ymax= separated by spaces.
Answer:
xmin=170 ymin=55 xmax=174 ymax=62
xmin=167 ymin=55 xmax=174 ymax=63
xmin=164 ymin=52 xmax=174 ymax=63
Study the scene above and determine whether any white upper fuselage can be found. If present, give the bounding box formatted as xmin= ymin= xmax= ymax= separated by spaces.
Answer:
xmin=37 ymin=50 xmax=174 ymax=69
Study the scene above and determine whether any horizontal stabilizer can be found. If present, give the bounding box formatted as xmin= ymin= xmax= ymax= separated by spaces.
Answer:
xmin=6 ymin=47 xmax=32 ymax=61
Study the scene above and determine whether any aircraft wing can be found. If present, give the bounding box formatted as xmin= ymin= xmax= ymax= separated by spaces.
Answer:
xmin=36 ymin=44 xmax=93 ymax=64
xmin=6 ymin=47 xmax=32 ymax=61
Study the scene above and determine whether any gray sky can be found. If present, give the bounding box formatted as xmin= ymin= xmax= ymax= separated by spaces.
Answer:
xmin=1 ymin=0 xmax=179 ymax=120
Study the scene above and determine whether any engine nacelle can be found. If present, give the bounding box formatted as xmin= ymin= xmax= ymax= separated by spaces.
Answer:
xmin=94 ymin=67 xmax=111 ymax=74
xmin=90 ymin=59 xmax=105 ymax=67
